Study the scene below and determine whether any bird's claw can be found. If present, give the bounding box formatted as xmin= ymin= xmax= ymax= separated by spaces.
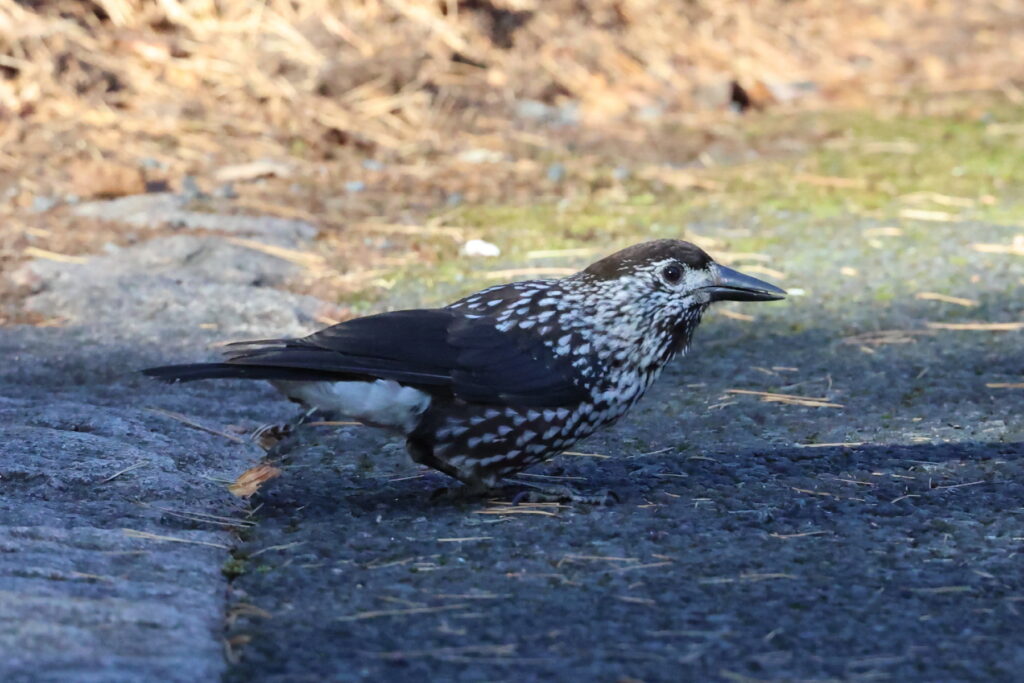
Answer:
xmin=429 ymin=483 xmax=490 ymax=503
xmin=509 ymin=481 xmax=620 ymax=506
xmin=252 ymin=408 xmax=321 ymax=451
xmin=252 ymin=422 xmax=295 ymax=451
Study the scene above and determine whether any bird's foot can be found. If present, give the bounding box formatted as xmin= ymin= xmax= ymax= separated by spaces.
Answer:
xmin=508 ymin=479 xmax=620 ymax=506
xmin=252 ymin=422 xmax=294 ymax=451
xmin=251 ymin=408 xmax=320 ymax=451
xmin=429 ymin=481 xmax=491 ymax=503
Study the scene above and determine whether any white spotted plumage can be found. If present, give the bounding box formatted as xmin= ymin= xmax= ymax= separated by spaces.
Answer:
xmin=177 ymin=240 xmax=783 ymax=494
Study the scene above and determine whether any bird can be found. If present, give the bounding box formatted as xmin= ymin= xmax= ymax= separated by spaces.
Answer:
xmin=144 ymin=239 xmax=785 ymax=499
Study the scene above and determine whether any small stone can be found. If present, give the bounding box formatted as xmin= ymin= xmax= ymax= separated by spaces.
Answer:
xmin=180 ymin=175 xmax=205 ymax=201
xmin=69 ymin=160 xmax=146 ymax=199
xmin=546 ymin=163 xmax=566 ymax=183
xmin=515 ymin=99 xmax=554 ymax=120
xmin=457 ymin=148 xmax=504 ymax=164
xmin=214 ymin=183 xmax=238 ymax=199
xmin=31 ymin=196 xmax=58 ymax=213
xmin=460 ymin=239 xmax=501 ymax=258
xmin=214 ymin=159 xmax=292 ymax=183
xmin=344 ymin=180 xmax=366 ymax=193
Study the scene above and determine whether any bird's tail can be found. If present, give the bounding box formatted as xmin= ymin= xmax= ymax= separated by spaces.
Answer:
xmin=142 ymin=362 xmax=338 ymax=384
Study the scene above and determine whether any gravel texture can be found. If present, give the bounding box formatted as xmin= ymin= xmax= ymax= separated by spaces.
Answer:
xmin=2 ymin=204 xmax=1022 ymax=682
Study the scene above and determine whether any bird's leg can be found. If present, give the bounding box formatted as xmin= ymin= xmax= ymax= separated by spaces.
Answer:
xmin=505 ymin=478 xmax=620 ymax=506
xmin=407 ymin=438 xmax=493 ymax=501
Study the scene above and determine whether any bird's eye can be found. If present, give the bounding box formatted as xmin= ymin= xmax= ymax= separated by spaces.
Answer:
xmin=661 ymin=264 xmax=682 ymax=284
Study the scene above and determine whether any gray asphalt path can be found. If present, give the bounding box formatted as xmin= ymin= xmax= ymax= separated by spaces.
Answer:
xmin=2 ymin=203 xmax=1022 ymax=681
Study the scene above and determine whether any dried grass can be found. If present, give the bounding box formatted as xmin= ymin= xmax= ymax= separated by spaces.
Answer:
xmin=1 ymin=0 xmax=1021 ymax=196
xmin=2 ymin=0 xmax=1022 ymax=319
xmin=725 ymin=388 xmax=843 ymax=409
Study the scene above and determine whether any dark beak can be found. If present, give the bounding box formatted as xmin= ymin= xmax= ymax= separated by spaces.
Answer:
xmin=704 ymin=264 xmax=787 ymax=302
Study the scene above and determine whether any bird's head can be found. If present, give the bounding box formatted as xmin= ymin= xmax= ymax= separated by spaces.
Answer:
xmin=577 ymin=239 xmax=786 ymax=356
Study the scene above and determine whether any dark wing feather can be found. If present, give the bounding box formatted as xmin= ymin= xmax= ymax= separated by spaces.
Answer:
xmin=446 ymin=316 xmax=585 ymax=405
xmin=149 ymin=309 xmax=587 ymax=407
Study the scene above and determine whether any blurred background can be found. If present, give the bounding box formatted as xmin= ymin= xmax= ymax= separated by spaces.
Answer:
xmin=3 ymin=4 xmax=1024 ymax=680
xmin=2 ymin=0 xmax=1023 ymax=319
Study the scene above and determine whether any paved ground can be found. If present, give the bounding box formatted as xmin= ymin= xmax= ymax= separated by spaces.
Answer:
xmin=2 ymin=196 xmax=1022 ymax=681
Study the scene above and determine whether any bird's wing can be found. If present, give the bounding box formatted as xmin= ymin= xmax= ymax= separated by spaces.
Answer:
xmin=224 ymin=309 xmax=588 ymax=407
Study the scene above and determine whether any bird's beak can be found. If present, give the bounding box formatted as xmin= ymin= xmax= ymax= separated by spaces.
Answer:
xmin=703 ymin=264 xmax=787 ymax=302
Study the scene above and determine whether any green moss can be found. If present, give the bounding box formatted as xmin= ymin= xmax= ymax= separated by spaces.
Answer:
xmin=222 ymin=557 xmax=248 ymax=579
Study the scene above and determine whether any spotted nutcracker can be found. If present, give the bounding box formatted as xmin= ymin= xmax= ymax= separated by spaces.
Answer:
xmin=144 ymin=240 xmax=785 ymax=497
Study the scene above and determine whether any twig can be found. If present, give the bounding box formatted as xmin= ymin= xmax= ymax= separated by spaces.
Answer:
xmin=726 ymin=389 xmax=843 ymax=408
xmin=98 ymin=461 xmax=148 ymax=483
xmin=23 ymin=246 xmax=88 ymax=263
xmin=337 ymin=604 xmax=468 ymax=621
xmin=926 ymin=321 xmax=1024 ymax=331
xmin=475 ymin=508 xmax=558 ymax=517
xmin=122 ymin=528 xmax=229 ymax=549
xmin=144 ymin=408 xmax=246 ymax=443
xmin=934 ymin=480 xmax=986 ymax=491
xmin=562 ymin=450 xmax=611 ymax=459
xmin=914 ymin=292 xmax=978 ymax=307
xmin=769 ymin=530 xmax=829 ymax=539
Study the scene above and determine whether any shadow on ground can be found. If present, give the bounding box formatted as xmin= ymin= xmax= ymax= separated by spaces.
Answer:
xmin=222 ymin=306 xmax=1024 ymax=682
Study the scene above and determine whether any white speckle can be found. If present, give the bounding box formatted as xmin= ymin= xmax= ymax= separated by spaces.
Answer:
xmin=516 ymin=430 xmax=537 ymax=445
xmin=484 ymin=409 xmax=500 ymax=419
xmin=519 ymin=319 xmax=536 ymax=329
xmin=467 ymin=437 xmax=482 ymax=449
xmin=497 ymin=425 xmax=513 ymax=436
